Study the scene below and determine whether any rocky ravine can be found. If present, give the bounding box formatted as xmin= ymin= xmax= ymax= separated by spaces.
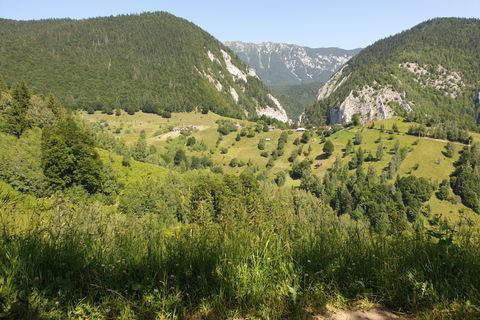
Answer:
xmin=204 ymin=49 xmax=292 ymax=124
xmin=224 ymin=41 xmax=361 ymax=86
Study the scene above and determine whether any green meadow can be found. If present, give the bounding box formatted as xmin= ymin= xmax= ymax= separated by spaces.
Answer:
xmin=2 ymin=110 xmax=480 ymax=319
xmin=81 ymin=111 xmax=479 ymax=225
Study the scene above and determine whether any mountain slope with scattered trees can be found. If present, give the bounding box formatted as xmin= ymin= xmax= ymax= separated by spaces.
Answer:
xmin=0 ymin=12 xmax=288 ymax=121
xmin=303 ymin=18 xmax=480 ymax=129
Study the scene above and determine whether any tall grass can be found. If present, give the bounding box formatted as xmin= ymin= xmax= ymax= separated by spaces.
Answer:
xmin=1 ymin=188 xmax=480 ymax=319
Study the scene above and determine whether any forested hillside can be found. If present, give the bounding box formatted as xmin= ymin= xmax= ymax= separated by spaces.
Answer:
xmin=303 ymin=18 xmax=480 ymax=129
xmin=0 ymin=12 xmax=285 ymax=121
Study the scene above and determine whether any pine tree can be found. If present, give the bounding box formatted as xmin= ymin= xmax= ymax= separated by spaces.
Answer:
xmin=376 ymin=142 xmax=384 ymax=160
xmin=7 ymin=81 xmax=32 ymax=137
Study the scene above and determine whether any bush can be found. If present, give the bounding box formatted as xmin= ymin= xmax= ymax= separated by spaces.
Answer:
xmin=323 ymin=140 xmax=334 ymax=157
xmin=162 ymin=110 xmax=171 ymax=118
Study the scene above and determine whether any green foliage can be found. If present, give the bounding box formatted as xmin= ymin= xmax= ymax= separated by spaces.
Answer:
xmin=217 ymin=120 xmax=238 ymax=135
xmin=0 ymin=128 xmax=46 ymax=196
xmin=322 ymin=140 xmax=334 ymax=157
xmin=445 ymin=141 xmax=456 ymax=158
xmin=291 ymin=159 xmax=312 ymax=180
xmin=450 ymin=144 xmax=480 ymax=212
xmin=396 ymin=175 xmax=433 ymax=217
xmin=436 ymin=179 xmax=450 ymax=200
xmin=186 ymin=136 xmax=196 ymax=146
xmin=376 ymin=142 xmax=384 ymax=160
xmin=274 ymin=171 xmax=286 ymax=187
xmin=300 ymin=131 xmax=311 ymax=144
xmin=352 ymin=113 xmax=360 ymax=126
xmin=132 ymin=137 xmax=148 ymax=162
xmin=354 ymin=131 xmax=363 ymax=145
xmin=4 ymin=82 xmax=32 ymax=137
xmin=229 ymin=157 xmax=239 ymax=167
xmin=173 ymin=149 xmax=187 ymax=166
xmin=42 ymin=116 xmax=103 ymax=193
xmin=257 ymin=138 xmax=266 ymax=150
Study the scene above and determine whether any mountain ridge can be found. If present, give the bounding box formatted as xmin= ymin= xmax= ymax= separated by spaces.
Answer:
xmin=303 ymin=18 xmax=480 ymax=129
xmin=224 ymin=41 xmax=361 ymax=87
xmin=0 ymin=12 xmax=291 ymax=123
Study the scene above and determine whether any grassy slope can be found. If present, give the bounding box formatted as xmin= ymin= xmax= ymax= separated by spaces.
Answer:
xmin=82 ymin=111 xmax=479 ymax=224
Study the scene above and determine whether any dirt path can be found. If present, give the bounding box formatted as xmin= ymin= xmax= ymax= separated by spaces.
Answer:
xmin=315 ymin=305 xmax=401 ymax=320
xmin=156 ymin=125 xmax=211 ymax=141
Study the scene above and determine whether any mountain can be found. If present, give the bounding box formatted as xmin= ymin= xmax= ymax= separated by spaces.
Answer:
xmin=224 ymin=41 xmax=361 ymax=87
xmin=0 ymin=12 xmax=290 ymax=123
xmin=302 ymin=18 xmax=480 ymax=129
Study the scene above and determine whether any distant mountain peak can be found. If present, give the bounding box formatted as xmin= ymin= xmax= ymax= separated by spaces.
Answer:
xmin=224 ymin=41 xmax=362 ymax=87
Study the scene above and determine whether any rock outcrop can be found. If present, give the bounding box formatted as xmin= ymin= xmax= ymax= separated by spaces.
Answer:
xmin=205 ymin=49 xmax=291 ymax=123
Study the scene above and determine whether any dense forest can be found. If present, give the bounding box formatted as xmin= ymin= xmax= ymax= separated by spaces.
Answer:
xmin=304 ymin=18 xmax=480 ymax=130
xmin=0 ymin=12 xmax=281 ymax=120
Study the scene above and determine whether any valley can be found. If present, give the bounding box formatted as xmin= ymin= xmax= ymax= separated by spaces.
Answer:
xmin=1 ymin=13 xmax=480 ymax=320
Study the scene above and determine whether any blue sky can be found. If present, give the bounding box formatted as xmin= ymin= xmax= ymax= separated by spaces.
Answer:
xmin=1 ymin=0 xmax=479 ymax=49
